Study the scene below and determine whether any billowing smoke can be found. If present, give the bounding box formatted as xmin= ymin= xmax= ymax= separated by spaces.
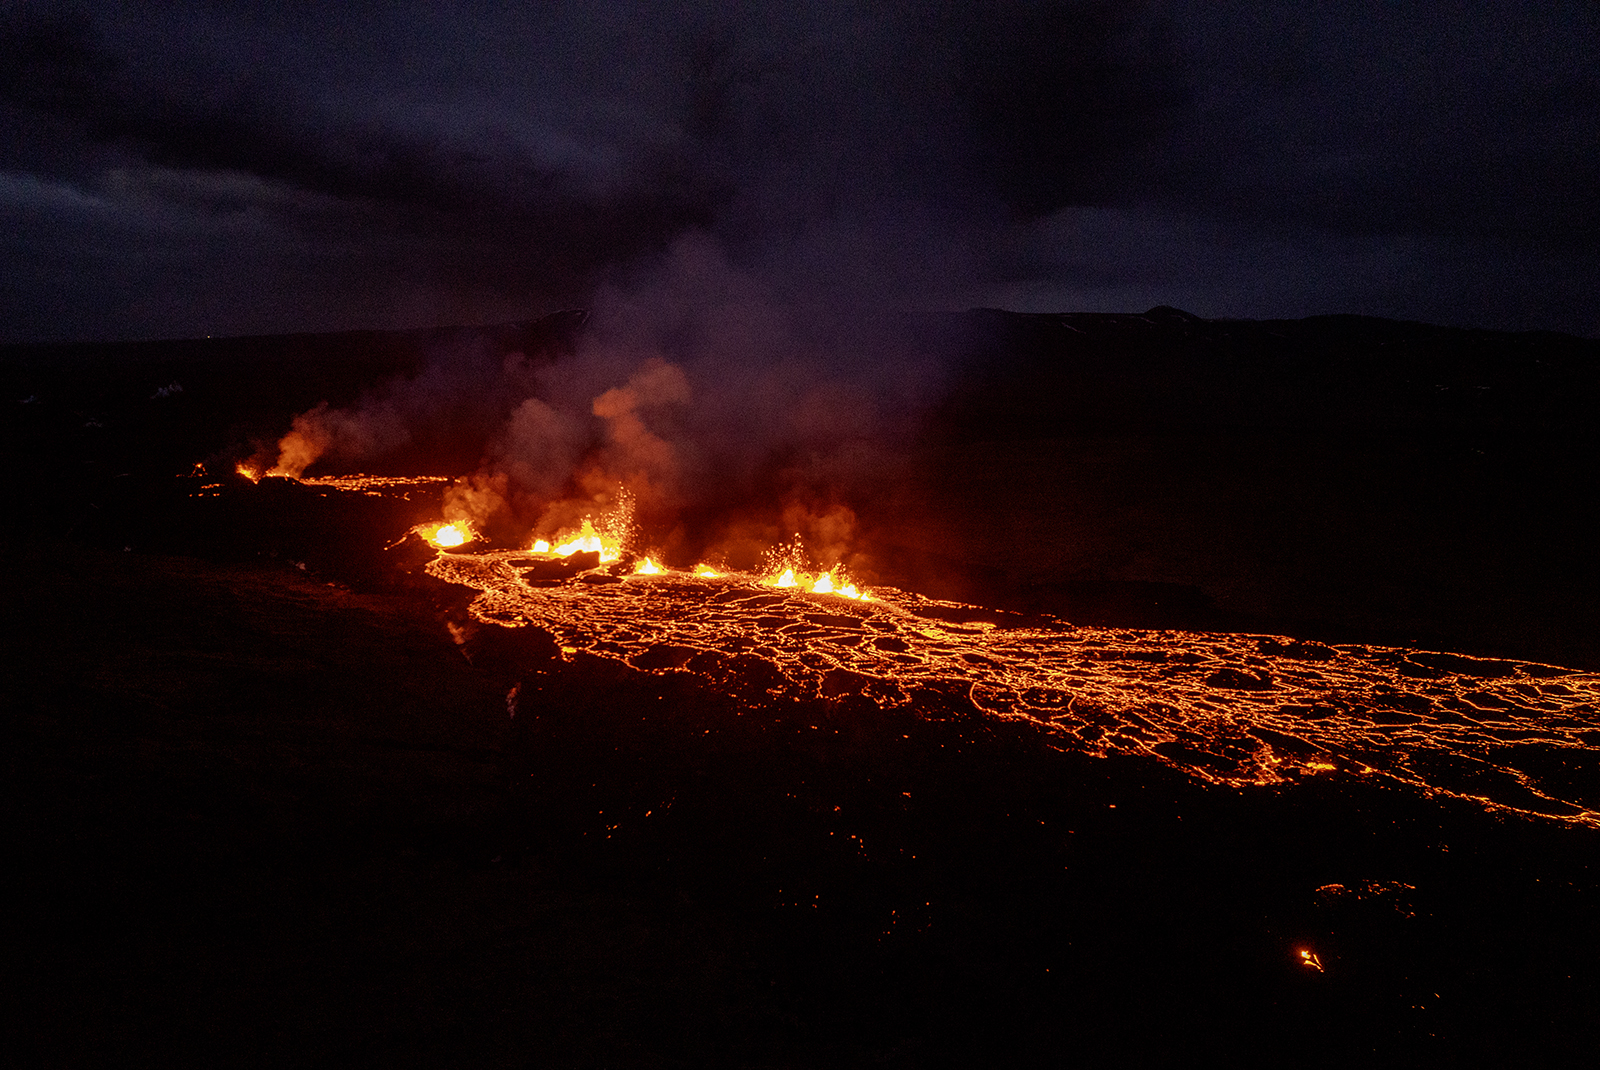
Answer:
xmin=265 ymin=233 xmax=958 ymax=577
xmin=264 ymin=326 xmax=545 ymax=478
xmin=271 ymin=402 xmax=407 ymax=478
xmin=249 ymin=0 xmax=1174 ymax=572
xmin=589 ymin=358 xmax=692 ymax=509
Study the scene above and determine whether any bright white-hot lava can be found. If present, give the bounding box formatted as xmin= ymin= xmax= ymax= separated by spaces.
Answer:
xmin=528 ymin=495 xmax=636 ymax=564
xmin=403 ymin=515 xmax=475 ymax=549
xmin=771 ymin=568 xmax=868 ymax=600
xmin=759 ymin=536 xmax=869 ymax=600
xmin=548 ymin=519 xmax=614 ymax=559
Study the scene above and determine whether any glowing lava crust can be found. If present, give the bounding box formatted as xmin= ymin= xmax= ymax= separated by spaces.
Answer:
xmin=429 ymin=547 xmax=1600 ymax=826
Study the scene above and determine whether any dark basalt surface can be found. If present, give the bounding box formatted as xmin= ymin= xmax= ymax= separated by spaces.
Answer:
xmin=4 ymin=311 xmax=1600 ymax=1066
xmin=879 ymin=308 xmax=1600 ymax=670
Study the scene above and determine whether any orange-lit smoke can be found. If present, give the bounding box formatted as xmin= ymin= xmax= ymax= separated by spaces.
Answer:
xmin=592 ymin=359 xmax=689 ymax=482
xmin=432 ymin=359 xmax=689 ymax=545
xmin=259 ymin=240 xmax=928 ymax=571
xmin=269 ymin=415 xmax=328 ymax=478
xmin=269 ymin=401 xmax=409 ymax=478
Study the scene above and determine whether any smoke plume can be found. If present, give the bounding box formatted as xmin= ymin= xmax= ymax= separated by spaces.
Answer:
xmin=263 ymin=231 xmax=957 ymax=575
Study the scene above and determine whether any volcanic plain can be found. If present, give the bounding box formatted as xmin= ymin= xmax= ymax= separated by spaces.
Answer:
xmin=5 ymin=310 xmax=1600 ymax=1067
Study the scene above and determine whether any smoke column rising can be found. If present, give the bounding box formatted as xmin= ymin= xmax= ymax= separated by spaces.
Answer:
xmin=268 ymin=232 xmax=963 ymax=574
xmin=238 ymin=2 xmax=1194 ymax=566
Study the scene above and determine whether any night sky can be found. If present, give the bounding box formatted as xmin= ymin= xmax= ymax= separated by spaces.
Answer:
xmin=3 ymin=0 xmax=1596 ymax=344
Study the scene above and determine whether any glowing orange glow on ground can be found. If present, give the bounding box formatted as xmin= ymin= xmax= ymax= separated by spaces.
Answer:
xmin=426 ymin=545 xmax=1600 ymax=827
xmin=206 ymin=468 xmax=1600 ymax=829
xmin=256 ymin=473 xmax=451 ymax=497
xmin=236 ymin=463 xmax=261 ymax=482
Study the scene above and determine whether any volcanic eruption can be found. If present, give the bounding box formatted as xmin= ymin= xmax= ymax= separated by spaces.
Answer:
xmin=420 ymin=506 xmax=1600 ymax=825
xmin=10 ymin=1 xmax=1600 ymax=1062
xmin=13 ymin=304 xmax=1600 ymax=1069
xmin=226 ymin=297 xmax=1600 ymax=832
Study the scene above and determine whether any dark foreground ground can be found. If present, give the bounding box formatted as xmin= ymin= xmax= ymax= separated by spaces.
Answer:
xmin=4 ymin=312 xmax=1599 ymax=1066
xmin=7 ymin=541 xmax=1598 ymax=1068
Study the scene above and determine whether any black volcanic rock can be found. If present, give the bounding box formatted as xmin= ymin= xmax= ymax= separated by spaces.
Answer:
xmin=519 ymin=550 xmax=601 ymax=584
xmin=7 ymin=304 xmax=1600 ymax=1068
xmin=882 ymin=308 xmax=1600 ymax=669
xmin=1204 ymin=666 xmax=1275 ymax=689
xmin=1142 ymin=304 xmax=1205 ymax=326
xmin=10 ymin=539 xmax=1598 ymax=1068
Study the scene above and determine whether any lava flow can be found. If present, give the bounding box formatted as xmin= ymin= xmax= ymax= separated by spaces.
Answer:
xmin=215 ymin=469 xmax=1600 ymax=826
xmin=427 ymin=543 xmax=1600 ymax=827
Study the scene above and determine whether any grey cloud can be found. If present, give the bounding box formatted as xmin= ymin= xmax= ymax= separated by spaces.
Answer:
xmin=1 ymin=0 xmax=1598 ymax=342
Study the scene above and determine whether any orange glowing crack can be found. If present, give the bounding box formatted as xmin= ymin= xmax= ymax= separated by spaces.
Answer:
xmin=211 ymin=468 xmax=1600 ymax=829
xmin=243 ymin=472 xmax=453 ymax=497
xmin=426 ymin=547 xmax=1600 ymax=828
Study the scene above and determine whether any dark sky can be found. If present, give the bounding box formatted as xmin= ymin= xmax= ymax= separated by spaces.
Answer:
xmin=3 ymin=0 xmax=1597 ymax=343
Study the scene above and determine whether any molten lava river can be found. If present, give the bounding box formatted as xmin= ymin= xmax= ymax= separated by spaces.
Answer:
xmin=426 ymin=544 xmax=1600 ymax=827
